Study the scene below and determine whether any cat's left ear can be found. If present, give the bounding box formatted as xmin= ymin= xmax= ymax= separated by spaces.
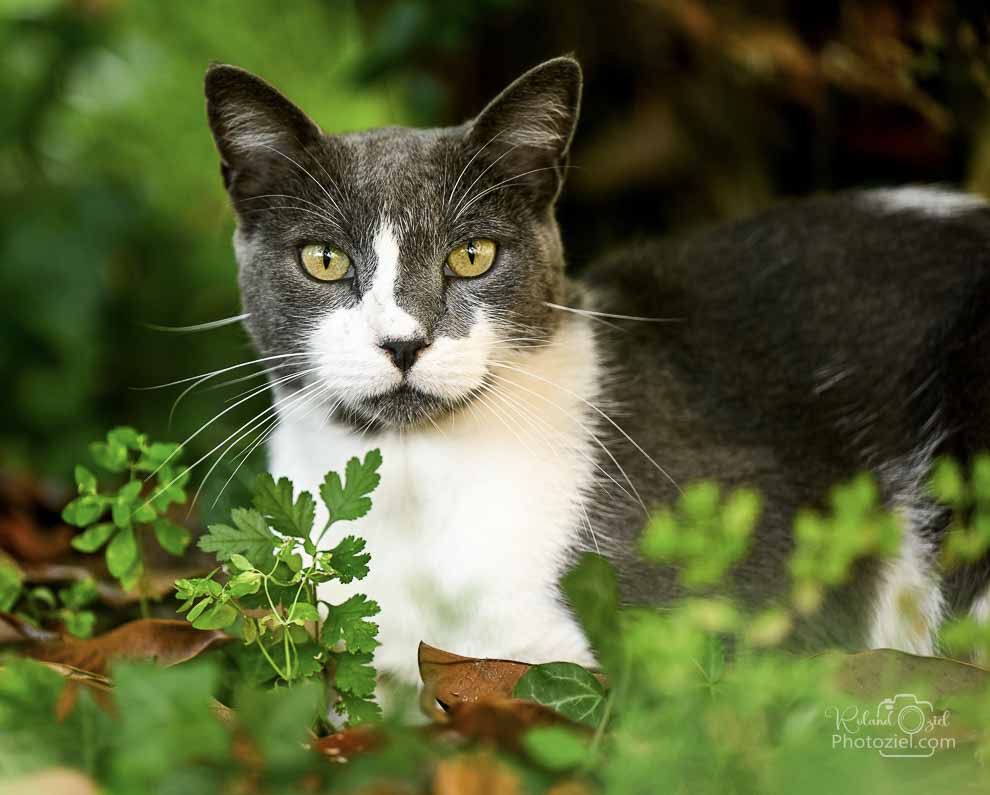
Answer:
xmin=465 ymin=56 xmax=582 ymax=207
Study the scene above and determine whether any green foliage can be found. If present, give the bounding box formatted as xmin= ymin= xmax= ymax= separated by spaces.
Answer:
xmin=0 ymin=563 xmax=98 ymax=638
xmin=62 ymin=427 xmax=190 ymax=605
xmin=513 ymin=662 xmax=607 ymax=728
xmin=640 ymin=482 xmax=760 ymax=587
xmin=182 ymin=449 xmax=384 ymax=725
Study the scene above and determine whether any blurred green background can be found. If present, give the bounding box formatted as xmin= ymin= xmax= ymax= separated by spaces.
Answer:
xmin=2 ymin=0 xmax=990 ymax=522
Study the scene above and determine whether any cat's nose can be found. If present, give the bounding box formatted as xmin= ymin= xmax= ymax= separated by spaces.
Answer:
xmin=380 ymin=337 xmax=429 ymax=373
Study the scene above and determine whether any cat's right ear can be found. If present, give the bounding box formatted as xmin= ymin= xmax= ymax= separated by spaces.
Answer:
xmin=204 ymin=64 xmax=322 ymax=198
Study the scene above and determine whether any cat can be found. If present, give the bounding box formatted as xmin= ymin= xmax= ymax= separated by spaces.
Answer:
xmin=205 ymin=56 xmax=990 ymax=685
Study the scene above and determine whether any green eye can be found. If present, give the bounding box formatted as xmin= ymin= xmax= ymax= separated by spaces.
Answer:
xmin=300 ymin=244 xmax=352 ymax=281
xmin=446 ymin=238 xmax=497 ymax=278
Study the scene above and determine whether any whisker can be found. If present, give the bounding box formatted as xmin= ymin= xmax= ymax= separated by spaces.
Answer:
xmin=255 ymin=142 xmax=346 ymax=220
xmin=544 ymin=302 xmax=682 ymax=325
xmin=446 ymin=130 xmax=504 ymax=211
xmin=145 ymin=314 xmax=250 ymax=333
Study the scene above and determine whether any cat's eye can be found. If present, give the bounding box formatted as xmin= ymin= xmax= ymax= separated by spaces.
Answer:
xmin=299 ymin=243 xmax=353 ymax=281
xmin=445 ymin=238 xmax=497 ymax=278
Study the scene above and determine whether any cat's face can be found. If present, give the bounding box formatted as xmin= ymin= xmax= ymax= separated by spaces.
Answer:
xmin=206 ymin=58 xmax=582 ymax=429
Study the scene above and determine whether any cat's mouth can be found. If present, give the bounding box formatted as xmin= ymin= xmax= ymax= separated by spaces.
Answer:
xmin=341 ymin=381 xmax=483 ymax=431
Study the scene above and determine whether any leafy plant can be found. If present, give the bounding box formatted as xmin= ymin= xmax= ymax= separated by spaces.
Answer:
xmin=0 ymin=567 xmax=99 ymax=638
xmin=176 ymin=450 xmax=384 ymax=725
xmin=61 ymin=426 xmax=191 ymax=613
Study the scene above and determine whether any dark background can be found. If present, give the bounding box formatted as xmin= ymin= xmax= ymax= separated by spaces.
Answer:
xmin=3 ymin=0 xmax=989 ymax=522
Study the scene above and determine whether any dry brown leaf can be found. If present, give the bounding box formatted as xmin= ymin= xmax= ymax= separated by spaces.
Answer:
xmin=829 ymin=648 xmax=990 ymax=746
xmin=18 ymin=618 xmax=233 ymax=675
xmin=418 ymin=642 xmax=532 ymax=720
xmin=433 ymin=751 xmax=523 ymax=795
xmin=0 ymin=513 xmax=74 ymax=564
xmin=445 ymin=698 xmax=587 ymax=752
xmin=311 ymin=725 xmax=383 ymax=763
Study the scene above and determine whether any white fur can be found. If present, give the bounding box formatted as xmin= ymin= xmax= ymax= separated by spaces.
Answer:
xmin=868 ymin=444 xmax=946 ymax=654
xmin=270 ymin=318 xmax=602 ymax=684
xmin=862 ymin=186 xmax=988 ymax=218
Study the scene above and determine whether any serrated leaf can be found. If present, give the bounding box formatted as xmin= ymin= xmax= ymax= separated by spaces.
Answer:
xmin=71 ymin=522 xmax=116 ymax=553
xmin=512 ymin=662 xmax=607 ymax=728
xmin=62 ymin=495 xmax=106 ymax=528
xmin=252 ymin=474 xmax=315 ymax=538
xmin=320 ymin=449 xmax=382 ymax=523
xmin=332 ymin=651 xmax=377 ymax=697
xmin=198 ymin=508 xmax=276 ymax=566
xmin=326 ymin=536 xmax=370 ymax=583
xmin=335 ymin=691 xmax=382 ymax=726
xmin=106 ymin=526 xmax=138 ymax=578
xmin=154 ymin=519 xmax=191 ymax=556
xmin=322 ymin=594 xmax=380 ymax=653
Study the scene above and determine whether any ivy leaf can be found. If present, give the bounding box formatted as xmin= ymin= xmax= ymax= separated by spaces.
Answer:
xmin=326 ymin=536 xmax=371 ymax=583
xmin=332 ymin=652 xmax=377 ymax=697
xmin=512 ymin=662 xmax=607 ymax=728
xmin=320 ymin=449 xmax=382 ymax=523
xmin=62 ymin=495 xmax=106 ymax=528
xmin=71 ymin=522 xmax=116 ymax=553
xmin=106 ymin=526 xmax=138 ymax=578
xmin=335 ymin=691 xmax=382 ymax=726
xmin=154 ymin=519 xmax=191 ymax=556
xmin=198 ymin=508 xmax=276 ymax=565
xmin=321 ymin=594 xmax=380 ymax=653
xmin=252 ymin=474 xmax=315 ymax=539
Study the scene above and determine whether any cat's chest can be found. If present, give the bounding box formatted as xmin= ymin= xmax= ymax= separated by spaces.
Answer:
xmin=267 ymin=408 xmax=597 ymax=684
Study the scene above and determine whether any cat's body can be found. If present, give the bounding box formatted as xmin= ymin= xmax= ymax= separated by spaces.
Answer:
xmin=205 ymin=58 xmax=990 ymax=685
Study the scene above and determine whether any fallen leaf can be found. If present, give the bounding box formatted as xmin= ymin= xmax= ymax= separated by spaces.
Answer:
xmin=11 ymin=618 xmax=233 ymax=676
xmin=0 ymin=513 xmax=74 ymax=564
xmin=445 ymin=698 xmax=588 ymax=752
xmin=433 ymin=752 xmax=522 ymax=795
xmin=311 ymin=725 xmax=382 ymax=763
xmin=418 ymin=642 xmax=531 ymax=720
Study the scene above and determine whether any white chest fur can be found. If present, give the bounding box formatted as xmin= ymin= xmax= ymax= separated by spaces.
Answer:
xmin=267 ymin=320 xmax=601 ymax=684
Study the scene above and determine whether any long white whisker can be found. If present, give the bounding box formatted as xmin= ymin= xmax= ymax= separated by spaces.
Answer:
xmin=490 ymin=362 xmax=682 ymax=495
xmin=145 ymin=314 xmax=250 ymax=333
xmin=446 ymin=130 xmax=504 ymax=210
xmin=544 ymin=302 xmax=682 ymax=324
xmin=451 ymin=142 xmax=523 ymax=217
xmin=256 ymin=143 xmax=345 ymax=219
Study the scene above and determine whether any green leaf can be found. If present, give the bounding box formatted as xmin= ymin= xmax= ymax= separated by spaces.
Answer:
xmin=106 ymin=526 xmax=138 ymax=578
xmin=286 ymin=601 xmax=320 ymax=625
xmin=90 ymin=440 xmax=128 ymax=473
xmin=71 ymin=522 xmax=116 ymax=553
xmin=322 ymin=594 xmax=380 ymax=653
xmin=332 ymin=651 xmax=377 ymax=697
xmin=136 ymin=442 xmax=181 ymax=472
xmin=229 ymin=553 xmax=253 ymax=571
xmin=74 ymin=465 xmax=97 ymax=494
xmin=319 ymin=449 xmax=382 ymax=523
xmin=335 ymin=691 xmax=382 ymax=726
xmin=0 ymin=564 xmax=22 ymax=612
xmin=326 ymin=536 xmax=371 ymax=583
xmin=111 ymin=497 xmax=132 ymax=530
xmin=522 ymin=725 xmax=590 ymax=771
xmin=153 ymin=519 xmax=191 ymax=556
xmin=60 ymin=609 xmax=96 ymax=639
xmin=186 ymin=597 xmax=212 ymax=623
xmin=512 ymin=662 xmax=607 ymax=728
xmin=192 ymin=602 xmax=238 ymax=630
xmin=198 ymin=508 xmax=276 ymax=565
xmin=562 ymin=553 xmax=620 ymax=675
xmin=108 ymin=426 xmax=142 ymax=450
xmin=252 ymin=474 xmax=315 ymax=538
xmin=226 ymin=571 xmax=262 ymax=598
xmin=117 ymin=479 xmax=142 ymax=503
xmin=62 ymin=495 xmax=106 ymax=528
xmin=58 ymin=578 xmax=98 ymax=610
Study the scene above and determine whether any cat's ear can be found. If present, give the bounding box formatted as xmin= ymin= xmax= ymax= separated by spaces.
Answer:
xmin=465 ymin=56 xmax=582 ymax=207
xmin=204 ymin=64 xmax=323 ymax=198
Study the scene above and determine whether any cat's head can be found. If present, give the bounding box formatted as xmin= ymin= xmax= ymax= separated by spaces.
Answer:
xmin=205 ymin=57 xmax=582 ymax=428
